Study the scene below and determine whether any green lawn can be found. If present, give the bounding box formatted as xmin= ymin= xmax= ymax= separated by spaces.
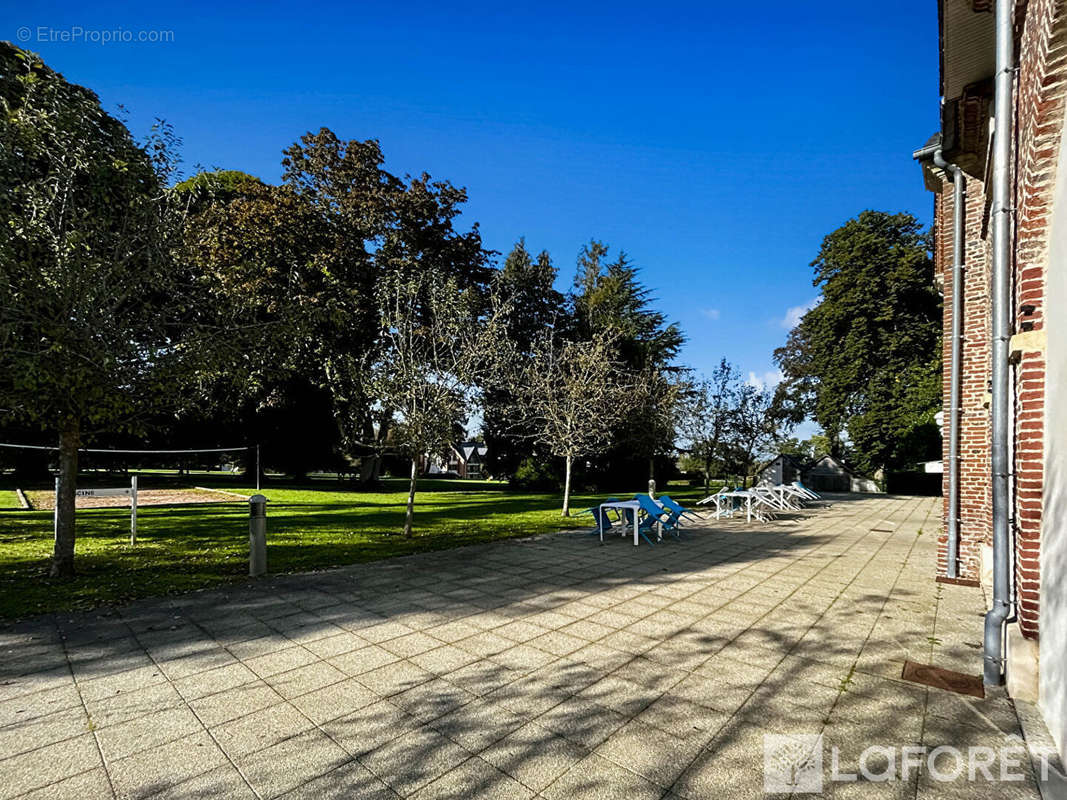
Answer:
xmin=0 ymin=490 xmax=21 ymax=510
xmin=0 ymin=477 xmax=712 ymax=620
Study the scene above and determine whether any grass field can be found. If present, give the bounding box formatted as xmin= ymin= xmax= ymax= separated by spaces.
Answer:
xmin=0 ymin=490 xmax=21 ymax=510
xmin=0 ymin=477 xmax=713 ymax=620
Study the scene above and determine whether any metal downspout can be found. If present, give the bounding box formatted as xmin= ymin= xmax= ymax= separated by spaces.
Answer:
xmin=933 ymin=148 xmax=965 ymax=579
xmin=984 ymin=0 xmax=1015 ymax=687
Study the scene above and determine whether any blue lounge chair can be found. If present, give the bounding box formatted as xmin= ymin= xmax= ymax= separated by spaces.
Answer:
xmin=659 ymin=495 xmax=700 ymax=523
xmin=792 ymin=481 xmax=822 ymax=500
xmin=580 ymin=497 xmax=622 ymax=536
xmin=636 ymin=494 xmax=682 ymax=541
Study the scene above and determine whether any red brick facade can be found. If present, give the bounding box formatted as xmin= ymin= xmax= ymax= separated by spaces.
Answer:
xmin=934 ymin=172 xmax=992 ymax=583
xmin=1011 ymin=0 xmax=1067 ymax=638
xmin=928 ymin=0 xmax=1067 ymax=641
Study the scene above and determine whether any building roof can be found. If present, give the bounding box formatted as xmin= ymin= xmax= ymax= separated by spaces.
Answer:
xmin=757 ymin=452 xmax=806 ymax=474
xmin=940 ymin=0 xmax=994 ymax=101
xmin=454 ymin=442 xmax=488 ymax=462
xmin=808 ymin=453 xmax=878 ymax=480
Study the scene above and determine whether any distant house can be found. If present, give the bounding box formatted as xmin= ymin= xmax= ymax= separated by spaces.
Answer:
xmin=756 ymin=454 xmax=804 ymax=487
xmin=424 ymin=442 xmax=488 ymax=479
xmin=803 ymin=454 xmax=882 ymax=494
xmin=756 ymin=453 xmax=883 ymax=494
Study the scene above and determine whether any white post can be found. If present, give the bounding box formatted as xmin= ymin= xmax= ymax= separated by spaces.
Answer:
xmin=130 ymin=475 xmax=138 ymax=545
xmin=53 ymin=476 xmax=59 ymax=542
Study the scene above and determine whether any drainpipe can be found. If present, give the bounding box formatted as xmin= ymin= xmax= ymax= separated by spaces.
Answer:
xmin=933 ymin=147 xmax=965 ymax=579
xmin=984 ymin=0 xmax=1015 ymax=687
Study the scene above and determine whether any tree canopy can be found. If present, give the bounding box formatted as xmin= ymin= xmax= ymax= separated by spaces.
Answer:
xmin=0 ymin=43 xmax=247 ymax=574
xmin=773 ymin=211 xmax=941 ymax=475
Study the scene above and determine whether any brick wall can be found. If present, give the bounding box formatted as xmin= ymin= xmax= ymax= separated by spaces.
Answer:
xmin=1009 ymin=0 xmax=1067 ymax=638
xmin=933 ymin=0 xmax=1067 ymax=639
xmin=935 ymin=168 xmax=993 ymax=582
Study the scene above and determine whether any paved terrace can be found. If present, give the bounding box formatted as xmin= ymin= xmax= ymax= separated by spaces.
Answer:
xmin=0 ymin=495 xmax=1048 ymax=799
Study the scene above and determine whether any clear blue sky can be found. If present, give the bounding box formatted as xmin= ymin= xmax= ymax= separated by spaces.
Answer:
xmin=13 ymin=0 xmax=937 ymax=399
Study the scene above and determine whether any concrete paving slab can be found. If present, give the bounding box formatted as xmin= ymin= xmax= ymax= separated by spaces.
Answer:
xmin=410 ymin=755 xmax=535 ymax=800
xmin=151 ymin=764 xmax=256 ymax=800
xmin=481 ymin=721 xmax=589 ymax=792
xmin=0 ymin=495 xmax=1049 ymax=799
xmin=288 ymin=675 xmax=381 ymax=725
xmin=235 ymin=728 xmax=349 ymax=799
xmin=210 ymin=700 xmax=314 ymax=759
xmin=19 ymin=767 xmax=113 ymax=800
xmin=320 ymin=698 xmax=420 ymax=756
xmin=107 ymin=730 xmax=226 ymax=800
xmin=0 ymin=732 xmax=101 ymax=799
xmin=277 ymin=759 xmax=398 ymax=800
xmin=0 ymin=705 xmax=89 ymax=759
xmin=186 ymin=680 xmax=282 ymax=728
xmin=95 ymin=704 xmax=202 ymax=761
xmin=540 ymin=752 xmax=664 ymax=800
xmin=358 ymin=727 xmax=474 ymax=796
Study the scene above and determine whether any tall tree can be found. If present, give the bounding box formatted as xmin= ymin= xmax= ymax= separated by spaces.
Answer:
xmin=572 ymin=240 xmax=684 ymax=485
xmin=0 ymin=44 xmax=239 ymax=576
xmin=180 ymin=174 xmax=348 ymax=478
xmin=774 ymin=211 xmax=941 ymax=475
xmin=573 ymin=240 xmax=683 ymax=368
xmin=776 ymin=433 xmax=832 ymax=464
xmin=481 ymin=239 xmax=567 ymax=478
xmin=628 ymin=366 xmax=685 ymax=481
xmin=729 ymin=383 xmax=786 ymax=485
xmin=678 ymin=359 xmax=741 ymax=488
xmin=512 ymin=332 xmax=634 ymax=515
xmin=366 ymin=269 xmax=495 ymax=536
xmin=181 ymin=130 xmax=493 ymax=483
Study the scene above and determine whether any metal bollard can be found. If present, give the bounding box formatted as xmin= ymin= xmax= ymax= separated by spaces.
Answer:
xmin=648 ymin=479 xmax=656 ymax=498
xmin=249 ymin=494 xmax=267 ymax=577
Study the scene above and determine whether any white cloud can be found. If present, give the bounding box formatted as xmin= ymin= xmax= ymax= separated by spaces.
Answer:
xmin=746 ymin=369 xmax=784 ymax=391
xmin=780 ymin=298 xmax=820 ymax=330
xmin=700 ymin=308 xmax=721 ymax=320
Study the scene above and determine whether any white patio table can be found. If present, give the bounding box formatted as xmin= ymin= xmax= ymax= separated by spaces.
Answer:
xmin=598 ymin=499 xmax=642 ymax=546
xmin=715 ymin=490 xmax=775 ymax=522
xmin=754 ymin=485 xmax=797 ymax=511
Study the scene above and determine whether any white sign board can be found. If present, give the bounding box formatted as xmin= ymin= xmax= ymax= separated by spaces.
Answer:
xmin=57 ymin=477 xmax=139 ymax=545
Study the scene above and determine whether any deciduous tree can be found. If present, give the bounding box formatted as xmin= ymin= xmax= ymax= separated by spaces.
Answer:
xmin=367 ymin=269 xmax=498 ymax=536
xmin=512 ymin=332 xmax=634 ymax=516
xmin=678 ymin=359 xmax=740 ymax=488
xmin=481 ymin=239 xmax=568 ymax=478
xmin=773 ymin=211 xmax=941 ymax=474
xmin=0 ymin=44 xmax=241 ymax=576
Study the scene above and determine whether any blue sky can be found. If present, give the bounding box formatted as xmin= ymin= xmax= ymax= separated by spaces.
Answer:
xmin=13 ymin=0 xmax=937 ymax=398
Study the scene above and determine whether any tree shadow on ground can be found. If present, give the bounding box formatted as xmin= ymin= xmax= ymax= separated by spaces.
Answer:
xmin=2 ymin=496 xmax=1030 ymax=800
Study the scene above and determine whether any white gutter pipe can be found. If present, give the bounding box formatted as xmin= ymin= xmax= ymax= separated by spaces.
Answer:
xmin=933 ymin=147 xmax=965 ymax=579
xmin=984 ymin=0 xmax=1015 ymax=687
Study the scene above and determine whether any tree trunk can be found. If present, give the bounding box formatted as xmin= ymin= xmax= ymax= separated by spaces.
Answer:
xmin=562 ymin=454 xmax=573 ymax=517
xmin=648 ymin=456 xmax=655 ymax=481
xmin=50 ymin=425 xmax=79 ymax=578
xmin=704 ymin=457 xmax=711 ymax=490
xmin=358 ymin=455 xmax=381 ymax=486
xmin=358 ymin=415 xmax=390 ymax=487
xmin=403 ymin=457 xmax=417 ymax=537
